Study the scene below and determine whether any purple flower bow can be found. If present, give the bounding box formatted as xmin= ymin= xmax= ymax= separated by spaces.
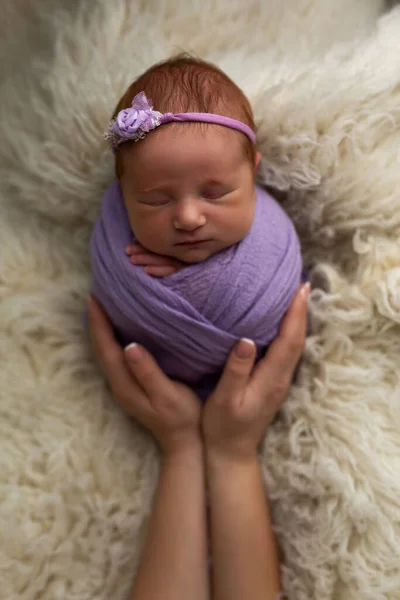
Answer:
xmin=105 ymin=92 xmax=163 ymax=148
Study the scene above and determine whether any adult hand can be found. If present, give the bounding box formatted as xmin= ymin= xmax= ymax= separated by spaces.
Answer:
xmin=203 ymin=283 xmax=310 ymax=462
xmin=87 ymin=296 xmax=202 ymax=455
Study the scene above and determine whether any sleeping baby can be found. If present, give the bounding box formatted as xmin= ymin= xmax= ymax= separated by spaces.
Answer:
xmin=90 ymin=54 xmax=303 ymax=400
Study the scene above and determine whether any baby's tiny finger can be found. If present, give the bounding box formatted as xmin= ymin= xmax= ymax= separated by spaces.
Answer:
xmin=131 ymin=254 xmax=160 ymax=266
xmin=130 ymin=254 xmax=178 ymax=267
xmin=144 ymin=265 xmax=178 ymax=277
xmin=129 ymin=244 xmax=146 ymax=255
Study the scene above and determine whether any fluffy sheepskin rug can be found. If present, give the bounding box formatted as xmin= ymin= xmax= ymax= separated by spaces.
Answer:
xmin=1 ymin=0 xmax=400 ymax=598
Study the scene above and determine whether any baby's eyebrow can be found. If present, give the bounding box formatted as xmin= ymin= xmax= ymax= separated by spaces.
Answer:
xmin=135 ymin=185 xmax=170 ymax=193
xmin=202 ymin=180 xmax=226 ymax=187
xmin=136 ymin=180 xmax=227 ymax=193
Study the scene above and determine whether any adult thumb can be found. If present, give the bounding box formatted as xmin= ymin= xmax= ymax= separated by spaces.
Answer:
xmin=213 ymin=338 xmax=256 ymax=402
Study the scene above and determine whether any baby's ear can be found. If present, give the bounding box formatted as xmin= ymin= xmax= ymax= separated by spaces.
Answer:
xmin=254 ymin=152 xmax=262 ymax=173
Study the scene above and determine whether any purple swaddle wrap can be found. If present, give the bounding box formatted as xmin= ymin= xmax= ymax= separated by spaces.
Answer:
xmin=90 ymin=181 xmax=303 ymax=400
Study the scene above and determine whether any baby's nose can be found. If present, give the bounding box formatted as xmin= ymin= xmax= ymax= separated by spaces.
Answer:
xmin=173 ymin=200 xmax=206 ymax=231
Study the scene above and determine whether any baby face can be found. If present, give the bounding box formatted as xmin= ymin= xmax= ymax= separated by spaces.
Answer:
xmin=119 ymin=126 xmax=261 ymax=263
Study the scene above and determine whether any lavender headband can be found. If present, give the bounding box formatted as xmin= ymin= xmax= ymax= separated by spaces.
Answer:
xmin=105 ymin=91 xmax=256 ymax=149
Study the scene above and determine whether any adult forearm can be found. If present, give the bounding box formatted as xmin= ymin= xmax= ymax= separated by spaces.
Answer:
xmin=206 ymin=451 xmax=281 ymax=600
xmin=131 ymin=443 xmax=209 ymax=600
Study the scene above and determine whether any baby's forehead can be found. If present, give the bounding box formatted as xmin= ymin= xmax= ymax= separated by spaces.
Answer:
xmin=144 ymin=122 xmax=244 ymax=154
xmin=124 ymin=125 xmax=245 ymax=172
xmin=121 ymin=133 xmax=251 ymax=192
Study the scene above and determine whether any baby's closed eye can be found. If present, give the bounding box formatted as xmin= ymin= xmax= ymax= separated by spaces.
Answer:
xmin=201 ymin=185 xmax=231 ymax=200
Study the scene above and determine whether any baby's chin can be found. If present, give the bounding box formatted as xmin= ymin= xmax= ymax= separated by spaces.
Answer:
xmin=172 ymin=243 xmax=222 ymax=264
xmin=172 ymin=238 xmax=241 ymax=263
xmin=174 ymin=248 xmax=214 ymax=263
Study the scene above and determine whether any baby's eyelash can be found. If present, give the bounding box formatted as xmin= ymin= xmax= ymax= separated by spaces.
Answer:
xmin=137 ymin=195 xmax=171 ymax=206
xmin=202 ymin=187 xmax=229 ymax=199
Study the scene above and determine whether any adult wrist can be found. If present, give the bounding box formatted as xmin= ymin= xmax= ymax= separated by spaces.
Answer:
xmin=205 ymin=448 xmax=264 ymax=506
xmin=205 ymin=445 xmax=259 ymax=472
xmin=163 ymin=436 xmax=204 ymax=462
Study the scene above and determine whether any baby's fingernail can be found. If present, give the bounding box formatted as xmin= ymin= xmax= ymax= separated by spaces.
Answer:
xmin=300 ymin=282 xmax=311 ymax=299
xmin=124 ymin=342 xmax=143 ymax=362
xmin=235 ymin=338 xmax=256 ymax=359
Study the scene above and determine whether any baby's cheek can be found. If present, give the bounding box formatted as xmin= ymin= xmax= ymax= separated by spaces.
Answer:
xmin=235 ymin=200 xmax=255 ymax=238
xmin=214 ymin=206 xmax=254 ymax=245
xmin=131 ymin=212 xmax=171 ymax=254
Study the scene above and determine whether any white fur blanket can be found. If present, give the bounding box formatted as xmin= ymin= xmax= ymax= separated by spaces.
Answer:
xmin=1 ymin=1 xmax=400 ymax=598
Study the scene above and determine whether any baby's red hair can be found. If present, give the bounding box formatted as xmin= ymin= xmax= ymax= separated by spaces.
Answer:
xmin=112 ymin=54 xmax=256 ymax=177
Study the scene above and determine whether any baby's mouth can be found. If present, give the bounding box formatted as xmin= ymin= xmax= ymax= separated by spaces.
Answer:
xmin=175 ymin=239 xmax=211 ymax=247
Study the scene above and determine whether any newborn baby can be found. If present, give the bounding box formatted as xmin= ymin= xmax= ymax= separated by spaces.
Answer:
xmin=90 ymin=55 xmax=303 ymax=400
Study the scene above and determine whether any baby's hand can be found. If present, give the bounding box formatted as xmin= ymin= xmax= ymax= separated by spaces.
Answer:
xmin=125 ymin=243 xmax=184 ymax=277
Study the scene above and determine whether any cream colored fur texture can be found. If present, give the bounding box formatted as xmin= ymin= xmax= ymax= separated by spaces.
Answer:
xmin=1 ymin=1 xmax=400 ymax=598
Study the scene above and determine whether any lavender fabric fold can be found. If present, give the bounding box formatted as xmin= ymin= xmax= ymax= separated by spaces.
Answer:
xmin=90 ymin=181 xmax=303 ymax=400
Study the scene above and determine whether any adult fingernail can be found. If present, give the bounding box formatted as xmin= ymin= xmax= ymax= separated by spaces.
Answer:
xmin=124 ymin=342 xmax=143 ymax=362
xmin=300 ymin=282 xmax=311 ymax=299
xmin=235 ymin=338 xmax=256 ymax=359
